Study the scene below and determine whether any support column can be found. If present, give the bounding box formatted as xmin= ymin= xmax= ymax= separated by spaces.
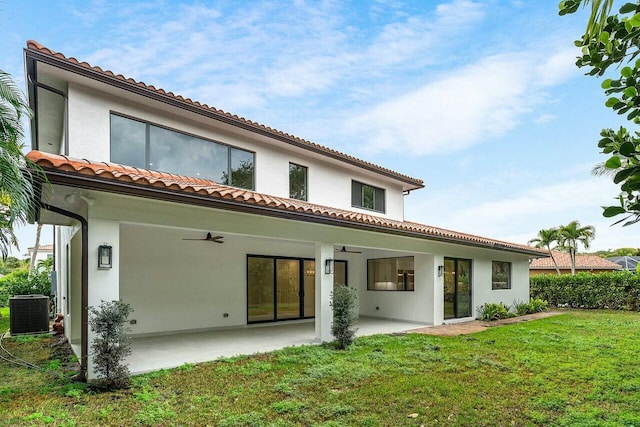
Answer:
xmin=86 ymin=218 xmax=120 ymax=380
xmin=315 ymin=242 xmax=334 ymax=343
xmin=432 ymin=254 xmax=445 ymax=325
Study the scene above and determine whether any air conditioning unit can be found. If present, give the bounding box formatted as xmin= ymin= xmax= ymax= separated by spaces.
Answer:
xmin=9 ymin=295 xmax=50 ymax=335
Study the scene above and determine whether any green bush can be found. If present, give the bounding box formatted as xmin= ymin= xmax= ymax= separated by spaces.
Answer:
xmin=0 ymin=269 xmax=51 ymax=307
xmin=330 ymin=285 xmax=358 ymax=349
xmin=530 ymin=271 xmax=640 ymax=310
xmin=477 ymin=303 xmax=513 ymax=321
xmin=513 ymin=301 xmax=530 ymax=316
xmin=89 ymin=300 xmax=133 ymax=389
xmin=513 ymin=298 xmax=549 ymax=316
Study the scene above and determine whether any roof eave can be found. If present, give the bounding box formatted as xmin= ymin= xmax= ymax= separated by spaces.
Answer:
xmin=37 ymin=168 xmax=540 ymax=257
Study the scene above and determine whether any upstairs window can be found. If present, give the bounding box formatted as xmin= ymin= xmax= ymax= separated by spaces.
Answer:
xmin=492 ymin=261 xmax=511 ymax=290
xmin=289 ymin=163 xmax=308 ymax=201
xmin=110 ymin=113 xmax=255 ymax=190
xmin=351 ymin=180 xmax=385 ymax=213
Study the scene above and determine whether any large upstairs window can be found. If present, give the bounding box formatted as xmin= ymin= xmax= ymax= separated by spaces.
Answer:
xmin=351 ymin=180 xmax=385 ymax=213
xmin=110 ymin=113 xmax=255 ymax=190
xmin=289 ymin=163 xmax=308 ymax=201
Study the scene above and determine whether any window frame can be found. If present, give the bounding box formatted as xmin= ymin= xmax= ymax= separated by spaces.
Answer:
xmin=289 ymin=162 xmax=308 ymax=201
xmin=366 ymin=256 xmax=414 ymax=291
xmin=351 ymin=180 xmax=385 ymax=213
xmin=491 ymin=261 xmax=512 ymax=290
xmin=110 ymin=112 xmax=256 ymax=190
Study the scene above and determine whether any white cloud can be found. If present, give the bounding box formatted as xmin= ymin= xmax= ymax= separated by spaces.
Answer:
xmin=407 ymin=176 xmax=640 ymax=251
xmin=344 ymin=42 xmax=580 ymax=156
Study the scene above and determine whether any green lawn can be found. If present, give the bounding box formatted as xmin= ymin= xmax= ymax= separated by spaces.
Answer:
xmin=1 ymin=310 xmax=640 ymax=426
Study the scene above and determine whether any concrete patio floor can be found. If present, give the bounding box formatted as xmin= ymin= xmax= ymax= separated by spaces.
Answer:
xmin=127 ymin=317 xmax=429 ymax=374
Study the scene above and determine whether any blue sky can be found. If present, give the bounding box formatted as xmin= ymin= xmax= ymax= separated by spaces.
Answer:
xmin=1 ymin=0 xmax=638 ymax=256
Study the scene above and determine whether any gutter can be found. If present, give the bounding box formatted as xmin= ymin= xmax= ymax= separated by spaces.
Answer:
xmin=41 ymin=169 xmax=546 ymax=258
xmin=42 ymin=203 xmax=88 ymax=382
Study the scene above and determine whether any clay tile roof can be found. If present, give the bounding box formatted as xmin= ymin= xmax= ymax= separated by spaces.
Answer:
xmin=530 ymin=251 xmax=623 ymax=270
xmin=27 ymin=151 xmax=546 ymax=256
xmin=25 ymin=40 xmax=423 ymax=189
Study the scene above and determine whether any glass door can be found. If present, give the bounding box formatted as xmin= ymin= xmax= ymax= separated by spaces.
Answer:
xmin=276 ymin=259 xmax=300 ymax=320
xmin=444 ymin=258 xmax=472 ymax=319
xmin=247 ymin=256 xmax=315 ymax=323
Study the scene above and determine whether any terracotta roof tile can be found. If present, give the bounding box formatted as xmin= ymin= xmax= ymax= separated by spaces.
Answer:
xmin=28 ymin=151 xmax=546 ymax=256
xmin=530 ymin=251 xmax=622 ymax=270
xmin=25 ymin=40 xmax=423 ymax=189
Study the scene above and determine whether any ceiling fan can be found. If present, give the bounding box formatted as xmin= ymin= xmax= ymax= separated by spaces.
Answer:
xmin=335 ymin=246 xmax=361 ymax=254
xmin=182 ymin=232 xmax=224 ymax=244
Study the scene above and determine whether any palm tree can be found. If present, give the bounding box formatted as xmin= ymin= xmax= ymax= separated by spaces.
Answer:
xmin=0 ymin=70 xmax=38 ymax=259
xmin=558 ymin=220 xmax=596 ymax=275
xmin=528 ymin=228 xmax=562 ymax=275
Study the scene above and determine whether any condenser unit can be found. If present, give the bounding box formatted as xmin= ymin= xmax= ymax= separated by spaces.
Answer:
xmin=9 ymin=295 xmax=50 ymax=335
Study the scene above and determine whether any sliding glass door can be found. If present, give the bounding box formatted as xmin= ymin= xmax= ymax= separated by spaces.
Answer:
xmin=247 ymin=256 xmax=315 ymax=323
xmin=444 ymin=258 xmax=472 ymax=319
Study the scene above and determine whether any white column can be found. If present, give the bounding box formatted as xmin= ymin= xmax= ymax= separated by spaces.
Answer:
xmin=432 ymin=254 xmax=445 ymax=325
xmin=87 ymin=218 xmax=120 ymax=380
xmin=315 ymin=242 xmax=334 ymax=343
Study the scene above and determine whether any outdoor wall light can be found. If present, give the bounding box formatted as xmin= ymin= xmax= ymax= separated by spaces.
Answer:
xmin=437 ymin=265 xmax=444 ymax=277
xmin=98 ymin=244 xmax=113 ymax=269
xmin=325 ymin=259 xmax=334 ymax=275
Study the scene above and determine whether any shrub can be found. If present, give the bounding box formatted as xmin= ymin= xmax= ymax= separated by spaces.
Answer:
xmin=530 ymin=271 xmax=640 ymax=310
xmin=0 ymin=268 xmax=52 ymax=307
xmin=528 ymin=298 xmax=548 ymax=313
xmin=89 ymin=300 xmax=133 ymax=389
xmin=330 ymin=285 xmax=358 ymax=349
xmin=513 ymin=300 xmax=530 ymax=316
xmin=513 ymin=299 xmax=549 ymax=316
xmin=477 ymin=302 xmax=512 ymax=321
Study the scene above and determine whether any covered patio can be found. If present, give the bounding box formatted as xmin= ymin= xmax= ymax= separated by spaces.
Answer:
xmin=126 ymin=317 xmax=429 ymax=374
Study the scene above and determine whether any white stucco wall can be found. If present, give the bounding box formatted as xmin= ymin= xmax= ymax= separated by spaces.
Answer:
xmin=65 ymin=83 xmax=407 ymax=220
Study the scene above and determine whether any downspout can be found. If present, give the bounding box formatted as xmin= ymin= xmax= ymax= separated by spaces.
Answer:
xmin=42 ymin=204 xmax=88 ymax=382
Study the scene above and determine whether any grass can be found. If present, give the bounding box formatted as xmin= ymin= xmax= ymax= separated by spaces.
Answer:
xmin=1 ymin=309 xmax=640 ymax=426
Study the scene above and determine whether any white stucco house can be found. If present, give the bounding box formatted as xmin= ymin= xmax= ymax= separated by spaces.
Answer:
xmin=23 ymin=40 xmax=546 ymax=380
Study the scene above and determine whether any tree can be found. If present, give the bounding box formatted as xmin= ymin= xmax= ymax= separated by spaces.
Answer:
xmin=559 ymin=1 xmax=640 ymax=226
xmin=29 ymin=223 xmax=43 ymax=277
xmin=558 ymin=220 xmax=596 ymax=275
xmin=89 ymin=300 xmax=133 ymax=389
xmin=0 ymin=70 xmax=39 ymax=258
xmin=330 ymin=285 xmax=358 ymax=349
xmin=528 ymin=228 xmax=562 ymax=275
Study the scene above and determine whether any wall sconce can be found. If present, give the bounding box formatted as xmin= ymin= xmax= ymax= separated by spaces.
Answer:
xmin=325 ymin=259 xmax=334 ymax=274
xmin=437 ymin=265 xmax=444 ymax=277
xmin=98 ymin=244 xmax=112 ymax=269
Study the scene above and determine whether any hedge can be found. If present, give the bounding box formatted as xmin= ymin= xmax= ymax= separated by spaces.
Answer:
xmin=530 ymin=271 xmax=640 ymax=310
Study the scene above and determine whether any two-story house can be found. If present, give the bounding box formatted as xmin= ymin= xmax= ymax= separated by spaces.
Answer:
xmin=23 ymin=40 xmax=546 ymax=381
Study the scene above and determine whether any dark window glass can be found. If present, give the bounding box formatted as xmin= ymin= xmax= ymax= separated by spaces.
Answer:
xmin=109 ymin=114 xmax=255 ymax=190
xmin=149 ymin=125 xmax=228 ymax=182
xmin=367 ymin=256 xmax=414 ymax=291
xmin=492 ymin=261 xmax=511 ymax=290
xmin=110 ymin=115 xmax=146 ymax=168
xmin=351 ymin=180 xmax=385 ymax=213
xmin=247 ymin=257 xmax=275 ymax=322
xmin=230 ymin=148 xmax=255 ymax=190
xmin=289 ymin=163 xmax=308 ymax=200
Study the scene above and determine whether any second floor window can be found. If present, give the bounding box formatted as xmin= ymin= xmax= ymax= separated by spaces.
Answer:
xmin=351 ymin=180 xmax=385 ymax=213
xmin=110 ymin=114 xmax=255 ymax=190
xmin=289 ymin=163 xmax=308 ymax=201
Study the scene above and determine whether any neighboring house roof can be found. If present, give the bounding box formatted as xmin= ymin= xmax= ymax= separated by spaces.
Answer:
xmin=27 ymin=244 xmax=54 ymax=252
xmin=607 ymin=256 xmax=640 ymax=271
xmin=530 ymin=251 xmax=622 ymax=270
xmin=24 ymin=40 xmax=424 ymax=190
xmin=27 ymin=150 xmax=547 ymax=257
